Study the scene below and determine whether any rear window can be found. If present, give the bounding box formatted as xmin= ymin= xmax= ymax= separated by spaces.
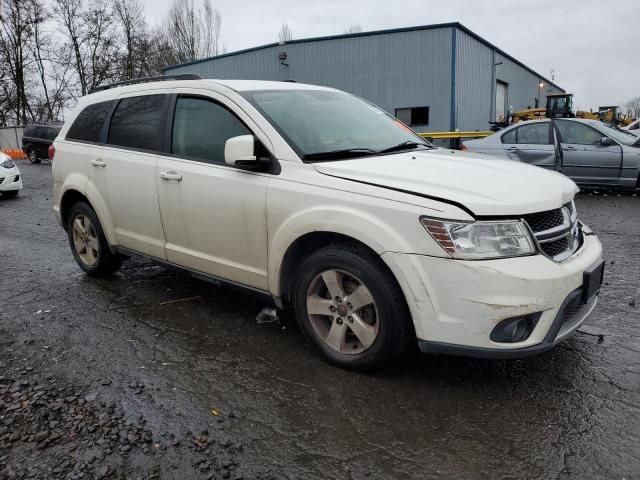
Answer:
xmin=108 ymin=95 xmax=167 ymax=151
xmin=67 ymin=101 xmax=115 ymax=143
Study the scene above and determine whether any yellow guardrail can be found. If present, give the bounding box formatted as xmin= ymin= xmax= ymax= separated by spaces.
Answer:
xmin=418 ymin=131 xmax=493 ymax=140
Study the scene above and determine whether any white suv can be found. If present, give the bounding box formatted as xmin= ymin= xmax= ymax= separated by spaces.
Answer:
xmin=52 ymin=76 xmax=604 ymax=370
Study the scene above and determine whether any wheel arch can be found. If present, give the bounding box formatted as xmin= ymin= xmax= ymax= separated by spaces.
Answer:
xmin=59 ymin=185 xmax=117 ymax=247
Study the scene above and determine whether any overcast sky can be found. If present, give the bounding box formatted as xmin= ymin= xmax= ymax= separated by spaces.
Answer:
xmin=138 ymin=0 xmax=638 ymax=110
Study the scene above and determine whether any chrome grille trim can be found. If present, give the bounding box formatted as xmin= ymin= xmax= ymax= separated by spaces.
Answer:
xmin=523 ymin=201 xmax=581 ymax=262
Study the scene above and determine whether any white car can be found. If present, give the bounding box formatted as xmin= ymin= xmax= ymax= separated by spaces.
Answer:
xmin=0 ymin=153 xmax=22 ymax=197
xmin=51 ymin=76 xmax=603 ymax=370
xmin=623 ymin=118 xmax=640 ymax=136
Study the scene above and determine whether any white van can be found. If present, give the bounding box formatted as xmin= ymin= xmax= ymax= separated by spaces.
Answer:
xmin=52 ymin=76 xmax=604 ymax=370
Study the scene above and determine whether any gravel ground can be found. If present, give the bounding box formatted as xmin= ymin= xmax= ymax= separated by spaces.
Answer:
xmin=0 ymin=162 xmax=639 ymax=480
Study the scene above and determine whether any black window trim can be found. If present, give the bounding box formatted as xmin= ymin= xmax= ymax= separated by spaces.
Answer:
xmin=64 ymin=100 xmax=117 ymax=147
xmin=164 ymin=92 xmax=281 ymax=175
xmin=501 ymin=121 xmax=553 ymax=145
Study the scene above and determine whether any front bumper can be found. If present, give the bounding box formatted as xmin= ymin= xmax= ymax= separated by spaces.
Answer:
xmin=382 ymin=227 xmax=603 ymax=358
xmin=0 ymin=168 xmax=22 ymax=192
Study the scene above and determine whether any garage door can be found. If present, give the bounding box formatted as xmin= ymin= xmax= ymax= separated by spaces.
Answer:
xmin=496 ymin=81 xmax=508 ymax=121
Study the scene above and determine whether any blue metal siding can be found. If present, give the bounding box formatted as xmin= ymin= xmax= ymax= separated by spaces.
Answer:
xmin=166 ymin=28 xmax=454 ymax=132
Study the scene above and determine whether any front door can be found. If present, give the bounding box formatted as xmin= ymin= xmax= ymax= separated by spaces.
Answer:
xmin=500 ymin=121 xmax=558 ymax=170
xmin=156 ymin=90 xmax=273 ymax=290
xmin=555 ymin=120 xmax=623 ymax=184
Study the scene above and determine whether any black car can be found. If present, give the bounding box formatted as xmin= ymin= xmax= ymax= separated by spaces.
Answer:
xmin=21 ymin=124 xmax=61 ymax=163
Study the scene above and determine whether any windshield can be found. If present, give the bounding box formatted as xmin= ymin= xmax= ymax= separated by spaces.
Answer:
xmin=592 ymin=121 xmax=640 ymax=146
xmin=241 ymin=89 xmax=432 ymax=160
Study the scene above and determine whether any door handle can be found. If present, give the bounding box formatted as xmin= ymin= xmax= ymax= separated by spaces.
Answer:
xmin=160 ymin=171 xmax=182 ymax=181
xmin=90 ymin=158 xmax=106 ymax=167
xmin=563 ymin=147 xmax=577 ymax=151
xmin=507 ymin=147 xmax=519 ymax=151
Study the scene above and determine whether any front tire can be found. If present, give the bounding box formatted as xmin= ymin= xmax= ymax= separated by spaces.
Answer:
xmin=28 ymin=149 xmax=41 ymax=164
xmin=67 ymin=202 xmax=122 ymax=277
xmin=292 ymin=244 xmax=412 ymax=371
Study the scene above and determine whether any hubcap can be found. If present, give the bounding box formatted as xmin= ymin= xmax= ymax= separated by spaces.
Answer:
xmin=29 ymin=151 xmax=37 ymax=162
xmin=71 ymin=214 xmax=99 ymax=267
xmin=306 ymin=269 xmax=379 ymax=355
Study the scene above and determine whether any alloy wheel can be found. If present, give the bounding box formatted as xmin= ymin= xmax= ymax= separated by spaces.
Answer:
xmin=306 ymin=269 xmax=379 ymax=354
xmin=71 ymin=214 xmax=99 ymax=267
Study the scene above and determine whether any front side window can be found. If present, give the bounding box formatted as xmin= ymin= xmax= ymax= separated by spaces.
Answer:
xmin=556 ymin=121 xmax=603 ymax=145
xmin=171 ymin=97 xmax=251 ymax=164
xmin=241 ymin=89 xmax=431 ymax=160
xmin=108 ymin=95 xmax=166 ymax=151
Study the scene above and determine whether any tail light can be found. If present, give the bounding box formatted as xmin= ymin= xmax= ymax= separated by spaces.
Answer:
xmin=48 ymin=144 xmax=55 ymax=160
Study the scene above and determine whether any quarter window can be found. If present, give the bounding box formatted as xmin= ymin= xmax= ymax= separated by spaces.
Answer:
xmin=67 ymin=101 xmax=115 ymax=143
xmin=556 ymin=121 xmax=603 ymax=145
xmin=171 ymin=97 xmax=251 ymax=164
xmin=108 ymin=95 xmax=167 ymax=151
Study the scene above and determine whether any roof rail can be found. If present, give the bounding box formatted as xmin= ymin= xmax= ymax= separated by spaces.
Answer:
xmin=91 ymin=74 xmax=201 ymax=93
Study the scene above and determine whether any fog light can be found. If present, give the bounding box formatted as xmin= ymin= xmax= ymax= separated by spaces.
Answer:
xmin=490 ymin=313 xmax=542 ymax=343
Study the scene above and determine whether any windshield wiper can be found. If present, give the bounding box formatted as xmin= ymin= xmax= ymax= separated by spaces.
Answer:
xmin=302 ymin=148 xmax=377 ymax=161
xmin=377 ymin=141 xmax=431 ymax=154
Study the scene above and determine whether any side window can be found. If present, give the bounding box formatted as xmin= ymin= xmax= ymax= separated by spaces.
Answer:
xmin=108 ymin=95 xmax=166 ymax=151
xmin=515 ymin=123 xmax=551 ymax=145
xmin=556 ymin=121 xmax=602 ymax=145
xmin=24 ymin=126 xmax=35 ymax=137
xmin=171 ymin=96 xmax=251 ymax=164
xmin=67 ymin=101 xmax=115 ymax=142
xmin=501 ymin=128 xmax=516 ymax=144
xmin=33 ymin=127 xmax=46 ymax=139
xmin=46 ymin=127 xmax=60 ymax=141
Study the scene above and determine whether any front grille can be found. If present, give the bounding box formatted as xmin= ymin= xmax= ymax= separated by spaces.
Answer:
xmin=541 ymin=237 xmax=569 ymax=258
xmin=523 ymin=201 xmax=581 ymax=262
xmin=523 ymin=208 xmax=564 ymax=232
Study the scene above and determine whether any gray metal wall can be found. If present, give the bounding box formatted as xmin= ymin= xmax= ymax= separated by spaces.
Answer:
xmin=166 ymin=28 xmax=454 ymax=132
xmin=166 ymin=25 xmax=563 ymax=133
xmin=454 ymin=29 xmax=563 ymax=131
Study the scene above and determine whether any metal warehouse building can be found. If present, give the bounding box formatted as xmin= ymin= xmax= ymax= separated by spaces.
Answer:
xmin=162 ymin=22 xmax=564 ymax=133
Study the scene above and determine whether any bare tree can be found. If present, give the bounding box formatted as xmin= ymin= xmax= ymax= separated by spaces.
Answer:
xmin=345 ymin=24 xmax=362 ymax=34
xmin=278 ymin=23 xmax=292 ymax=43
xmin=202 ymin=0 xmax=221 ymax=57
xmin=113 ymin=0 xmax=146 ymax=80
xmin=0 ymin=0 xmax=39 ymax=124
xmin=53 ymin=0 xmax=118 ymax=96
xmin=625 ymin=97 xmax=640 ymax=119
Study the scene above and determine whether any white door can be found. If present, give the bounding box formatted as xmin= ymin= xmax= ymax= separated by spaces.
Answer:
xmin=156 ymin=90 xmax=274 ymax=290
xmin=92 ymin=92 xmax=170 ymax=259
xmin=496 ymin=81 xmax=508 ymax=121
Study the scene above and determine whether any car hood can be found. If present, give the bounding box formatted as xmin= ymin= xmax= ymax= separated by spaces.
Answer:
xmin=311 ymin=149 xmax=579 ymax=216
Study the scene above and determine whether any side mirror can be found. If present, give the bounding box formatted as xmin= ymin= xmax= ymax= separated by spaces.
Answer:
xmin=224 ymin=135 xmax=256 ymax=166
xmin=600 ymin=137 xmax=614 ymax=146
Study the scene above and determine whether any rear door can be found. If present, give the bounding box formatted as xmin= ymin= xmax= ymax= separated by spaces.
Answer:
xmin=555 ymin=120 xmax=623 ymax=184
xmin=500 ymin=121 xmax=558 ymax=170
xmin=156 ymin=89 xmax=273 ymax=290
xmin=96 ymin=92 xmax=171 ymax=259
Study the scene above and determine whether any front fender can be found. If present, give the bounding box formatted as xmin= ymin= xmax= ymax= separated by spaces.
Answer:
xmin=267 ymin=205 xmax=427 ymax=295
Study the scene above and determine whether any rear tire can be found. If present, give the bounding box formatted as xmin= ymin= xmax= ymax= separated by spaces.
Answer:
xmin=1 ymin=190 xmax=19 ymax=198
xmin=292 ymin=244 xmax=412 ymax=371
xmin=67 ymin=202 xmax=122 ymax=277
xmin=28 ymin=149 xmax=41 ymax=164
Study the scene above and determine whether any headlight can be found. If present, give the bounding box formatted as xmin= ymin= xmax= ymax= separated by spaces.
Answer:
xmin=421 ymin=217 xmax=536 ymax=259
xmin=1 ymin=159 xmax=14 ymax=169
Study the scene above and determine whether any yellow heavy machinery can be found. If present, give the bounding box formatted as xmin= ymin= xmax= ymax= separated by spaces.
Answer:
xmin=500 ymin=94 xmax=635 ymax=129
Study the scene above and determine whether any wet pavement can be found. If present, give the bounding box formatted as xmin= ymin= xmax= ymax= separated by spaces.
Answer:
xmin=1 ymin=162 xmax=639 ymax=479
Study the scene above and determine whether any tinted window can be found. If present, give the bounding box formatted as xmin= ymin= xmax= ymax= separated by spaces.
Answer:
xmin=171 ymin=97 xmax=251 ymax=164
xmin=24 ymin=126 xmax=35 ymax=137
xmin=46 ymin=127 xmax=59 ymax=141
xmin=108 ymin=95 xmax=166 ymax=151
xmin=67 ymin=101 xmax=115 ymax=142
xmin=33 ymin=127 xmax=46 ymax=139
xmin=556 ymin=121 xmax=602 ymax=145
